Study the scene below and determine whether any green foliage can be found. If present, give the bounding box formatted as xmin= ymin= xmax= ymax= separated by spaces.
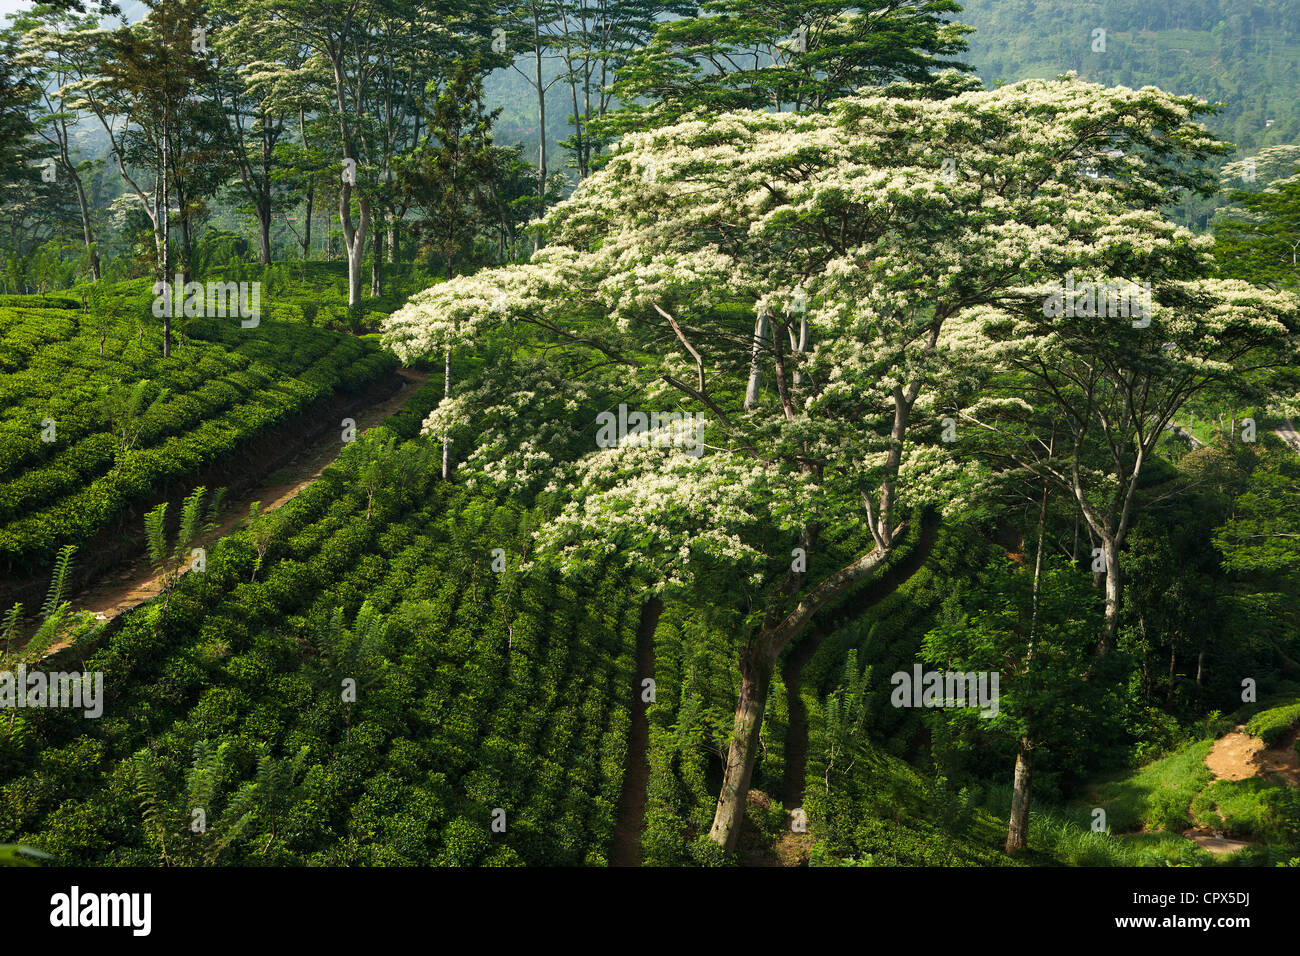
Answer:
xmin=1090 ymin=740 xmax=1215 ymax=834
xmin=0 ymin=844 xmax=52 ymax=866
xmin=1245 ymin=700 xmax=1300 ymax=748
xmin=1191 ymin=778 xmax=1300 ymax=843
xmin=0 ymin=282 xmax=397 ymax=576
xmin=1 ymin=402 xmax=639 ymax=866
xmin=2 ymin=544 xmax=103 ymax=669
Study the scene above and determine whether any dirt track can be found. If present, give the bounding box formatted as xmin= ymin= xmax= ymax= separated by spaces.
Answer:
xmin=34 ymin=368 xmax=429 ymax=659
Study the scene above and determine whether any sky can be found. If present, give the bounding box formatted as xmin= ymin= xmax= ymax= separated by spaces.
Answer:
xmin=0 ymin=0 xmax=147 ymax=24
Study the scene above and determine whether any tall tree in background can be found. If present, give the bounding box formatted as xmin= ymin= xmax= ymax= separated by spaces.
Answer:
xmin=0 ymin=21 xmax=43 ymax=277
xmin=602 ymin=0 xmax=973 ymax=134
xmin=68 ymin=0 xmax=215 ymax=354
xmin=207 ymin=2 xmax=293 ymax=266
xmin=552 ymin=0 xmax=690 ymax=179
xmin=499 ymin=0 xmax=567 ymax=248
xmin=960 ymin=265 xmax=1297 ymax=654
xmin=10 ymin=5 xmax=106 ymax=280
xmin=228 ymin=0 xmax=494 ymax=304
xmin=401 ymin=57 xmax=503 ymax=479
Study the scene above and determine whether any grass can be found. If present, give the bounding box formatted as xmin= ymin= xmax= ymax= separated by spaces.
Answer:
xmin=1190 ymin=778 xmax=1299 ymax=842
xmin=1244 ymin=699 xmax=1300 ymax=747
xmin=1088 ymin=739 xmax=1216 ymax=834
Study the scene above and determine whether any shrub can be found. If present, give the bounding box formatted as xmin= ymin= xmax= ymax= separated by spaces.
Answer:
xmin=1245 ymin=701 xmax=1300 ymax=748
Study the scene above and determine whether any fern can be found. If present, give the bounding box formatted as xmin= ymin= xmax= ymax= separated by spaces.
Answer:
xmin=208 ymin=781 xmax=258 ymax=865
xmin=1 ymin=604 xmax=22 ymax=650
xmin=205 ymin=487 xmax=227 ymax=534
xmin=187 ymin=740 xmax=229 ymax=819
xmin=174 ymin=486 xmax=207 ymax=563
xmin=313 ymin=607 xmax=345 ymax=661
xmin=144 ymin=503 xmax=168 ymax=568
xmin=40 ymin=545 xmax=77 ymax=621
xmin=130 ymin=750 xmax=173 ymax=862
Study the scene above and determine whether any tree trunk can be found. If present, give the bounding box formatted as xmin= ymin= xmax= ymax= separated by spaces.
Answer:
xmin=708 ymin=646 xmax=776 ymax=852
xmin=341 ymin=188 xmax=370 ymax=307
xmin=370 ymin=222 xmax=383 ymax=296
xmin=69 ymin=168 xmax=100 ymax=281
xmin=1100 ymin=538 xmax=1121 ymax=656
xmin=532 ymin=17 xmax=547 ymax=253
xmin=346 ymin=233 xmax=364 ymax=304
xmin=1166 ymin=641 xmax=1177 ymax=705
xmin=442 ymin=347 xmax=451 ymax=480
xmin=744 ymin=311 xmax=770 ymax=409
xmin=160 ymin=113 xmax=171 ymax=359
xmin=1195 ymin=645 xmax=1205 ymax=710
xmin=792 ymin=313 xmax=809 ymax=386
xmin=1006 ymin=736 xmax=1034 ymax=852
xmin=257 ymin=204 xmax=272 ymax=266
xmin=302 ymin=181 xmax=314 ymax=261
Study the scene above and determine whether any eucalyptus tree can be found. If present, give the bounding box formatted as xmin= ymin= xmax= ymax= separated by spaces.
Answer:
xmin=8 ymin=5 xmax=106 ymax=280
xmin=225 ymin=0 xmax=497 ymax=304
xmin=384 ymin=77 xmax=1257 ymax=851
xmin=64 ymin=0 xmax=215 ymax=352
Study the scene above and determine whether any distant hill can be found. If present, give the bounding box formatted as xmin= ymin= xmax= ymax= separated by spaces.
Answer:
xmin=960 ymin=0 xmax=1300 ymax=155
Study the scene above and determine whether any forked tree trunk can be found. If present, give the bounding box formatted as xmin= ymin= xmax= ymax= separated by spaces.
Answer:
xmin=707 ymin=520 xmax=904 ymax=851
xmin=340 ymin=183 xmax=370 ymax=307
xmin=1006 ymin=736 xmax=1034 ymax=851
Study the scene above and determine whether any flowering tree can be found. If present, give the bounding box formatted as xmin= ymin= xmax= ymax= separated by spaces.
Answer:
xmin=956 ymin=275 xmax=1297 ymax=657
xmin=384 ymin=75 xmax=1259 ymax=851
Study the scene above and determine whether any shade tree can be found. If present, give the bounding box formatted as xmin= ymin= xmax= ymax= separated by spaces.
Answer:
xmin=383 ymin=75 xmax=1257 ymax=851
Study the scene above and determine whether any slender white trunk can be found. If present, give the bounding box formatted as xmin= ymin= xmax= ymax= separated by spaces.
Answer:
xmin=442 ymin=347 xmax=451 ymax=479
xmin=744 ymin=312 xmax=770 ymax=409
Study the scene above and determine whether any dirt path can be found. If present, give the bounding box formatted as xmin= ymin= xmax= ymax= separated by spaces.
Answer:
xmin=41 ymin=368 xmax=429 ymax=653
xmin=610 ymin=596 xmax=662 ymax=867
xmin=737 ymin=790 xmax=813 ymax=866
xmin=1204 ymin=724 xmax=1266 ymax=781
xmin=1179 ymin=722 xmax=1300 ymax=854
xmin=1182 ymin=828 xmax=1253 ymax=854
xmin=1204 ymin=723 xmax=1300 ymax=786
